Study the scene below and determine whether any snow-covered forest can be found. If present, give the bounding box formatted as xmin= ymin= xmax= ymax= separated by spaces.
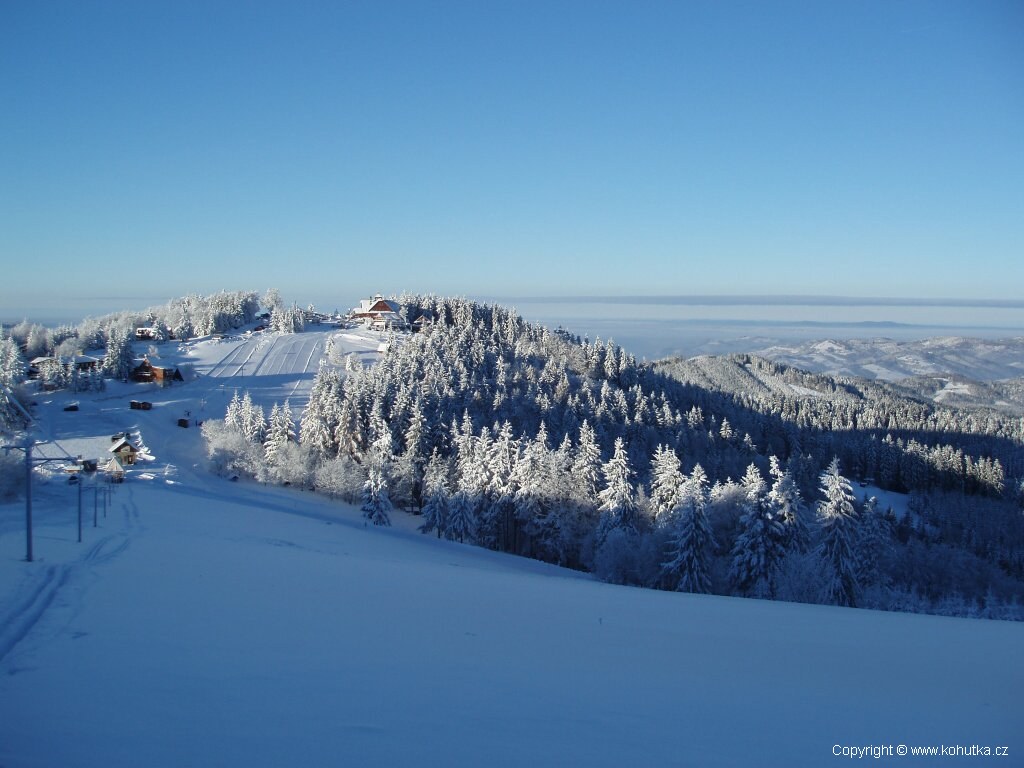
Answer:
xmin=199 ymin=295 xmax=1024 ymax=620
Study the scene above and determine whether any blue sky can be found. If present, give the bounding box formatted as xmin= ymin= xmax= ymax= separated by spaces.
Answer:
xmin=1 ymin=0 xmax=1021 ymax=314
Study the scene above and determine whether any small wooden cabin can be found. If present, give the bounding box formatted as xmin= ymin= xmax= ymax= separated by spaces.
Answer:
xmin=109 ymin=437 xmax=139 ymax=466
xmin=131 ymin=358 xmax=184 ymax=385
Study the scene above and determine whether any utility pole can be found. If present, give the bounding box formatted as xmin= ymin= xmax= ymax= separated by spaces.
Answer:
xmin=25 ymin=440 xmax=33 ymax=562
xmin=77 ymin=473 xmax=82 ymax=544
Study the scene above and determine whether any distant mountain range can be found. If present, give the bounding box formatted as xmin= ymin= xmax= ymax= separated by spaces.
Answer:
xmin=751 ymin=336 xmax=1024 ymax=382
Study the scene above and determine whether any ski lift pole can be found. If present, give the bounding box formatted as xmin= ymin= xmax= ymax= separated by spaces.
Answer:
xmin=77 ymin=472 xmax=83 ymax=544
xmin=25 ymin=441 xmax=33 ymax=562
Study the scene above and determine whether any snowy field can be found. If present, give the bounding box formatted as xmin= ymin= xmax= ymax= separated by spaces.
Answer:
xmin=1 ymin=327 xmax=1022 ymax=767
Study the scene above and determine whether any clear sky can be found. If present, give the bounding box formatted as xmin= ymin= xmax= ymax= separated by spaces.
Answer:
xmin=1 ymin=0 xmax=1022 ymax=314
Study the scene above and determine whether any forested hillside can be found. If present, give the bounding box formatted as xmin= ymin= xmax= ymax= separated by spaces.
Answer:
xmin=203 ymin=296 xmax=1024 ymax=620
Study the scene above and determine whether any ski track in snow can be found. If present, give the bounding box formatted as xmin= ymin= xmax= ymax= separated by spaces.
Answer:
xmin=0 ymin=564 xmax=71 ymax=664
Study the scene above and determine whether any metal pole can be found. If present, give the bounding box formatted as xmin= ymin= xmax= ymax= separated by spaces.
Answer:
xmin=77 ymin=474 xmax=82 ymax=543
xmin=25 ymin=442 xmax=33 ymax=563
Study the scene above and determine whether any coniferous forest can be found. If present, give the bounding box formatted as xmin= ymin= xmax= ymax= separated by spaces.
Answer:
xmin=199 ymin=295 xmax=1024 ymax=620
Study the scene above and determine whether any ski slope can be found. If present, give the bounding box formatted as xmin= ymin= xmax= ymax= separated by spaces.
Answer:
xmin=184 ymin=327 xmax=380 ymax=413
xmin=1 ymin=327 xmax=1021 ymax=767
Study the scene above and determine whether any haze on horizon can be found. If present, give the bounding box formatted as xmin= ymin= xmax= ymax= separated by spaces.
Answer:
xmin=1 ymin=1 xmax=1021 ymax=310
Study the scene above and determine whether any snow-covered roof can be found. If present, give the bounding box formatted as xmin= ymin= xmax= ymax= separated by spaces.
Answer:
xmin=356 ymin=296 xmax=401 ymax=315
xmin=110 ymin=438 xmax=137 ymax=453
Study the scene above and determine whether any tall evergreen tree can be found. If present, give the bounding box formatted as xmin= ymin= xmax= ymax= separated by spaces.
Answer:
xmin=264 ymin=400 xmax=296 ymax=463
xmin=103 ymin=325 xmax=136 ymax=381
xmin=856 ymin=495 xmax=892 ymax=589
xmin=768 ymin=455 xmax=810 ymax=553
xmin=662 ymin=463 xmax=716 ymax=593
xmin=816 ymin=458 xmax=861 ymax=607
xmin=420 ymin=449 xmax=451 ymax=538
xmin=730 ymin=463 xmax=786 ymax=598
xmin=650 ymin=444 xmax=684 ymax=524
xmin=361 ymin=429 xmax=393 ymax=526
xmin=571 ymin=420 xmax=602 ymax=505
xmin=596 ymin=438 xmax=638 ymax=543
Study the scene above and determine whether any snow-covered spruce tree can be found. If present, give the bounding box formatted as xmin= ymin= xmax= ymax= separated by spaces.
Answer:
xmin=34 ymin=357 xmax=64 ymax=390
xmin=391 ymin=396 xmax=427 ymax=512
xmin=103 ymin=325 xmax=136 ymax=381
xmin=856 ymin=495 xmax=893 ymax=591
xmin=768 ymin=455 xmax=810 ymax=553
xmin=517 ymin=423 xmax=566 ymax=563
xmin=238 ymin=392 xmax=266 ymax=444
xmin=480 ymin=420 xmax=519 ymax=552
xmin=264 ymin=400 xmax=296 ymax=465
xmin=300 ymin=364 xmax=342 ymax=458
xmin=445 ymin=420 xmax=488 ymax=543
xmin=570 ymin=420 xmax=602 ymax=507
xmin=815 ymin=457 xmax=861 ymax=607
xmin=419 ymin=449 xmax=452 ymax=538
xmin=0 ymin=333 xmax=26 ymax=389
xmin=729 ymin=463 xmax=786 ymax=599
xmin=361 ymin=430 xmax=393 ymax=527
xmin=224 ymin=390 xmax=243 ymax=431
xmin=662 ymin=463 xmax=716 ymax=594
xmin=595 ymin=437 xmax=639 ymax=545
xmin=270 ymin=304 xmax=305 ymax=334
xmin=65 ymin=361 xmax=83 ymax=393
xmin=650 ymin=444 xmax=684 ymax=525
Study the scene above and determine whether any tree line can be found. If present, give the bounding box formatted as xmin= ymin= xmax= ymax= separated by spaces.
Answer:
xmin=202 ymin=295 xmax=1024 ymax=620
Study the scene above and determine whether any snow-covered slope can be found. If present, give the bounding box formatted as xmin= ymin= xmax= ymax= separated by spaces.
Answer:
xmin=2 ymin=473 xmax=1020 ymax=767
xmin=1 ymin=326 xmax=1021 ymax=767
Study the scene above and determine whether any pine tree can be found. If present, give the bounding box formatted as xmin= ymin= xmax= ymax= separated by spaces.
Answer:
xmin=816 ymin=457 xmax=861 ymax=607
xmin=481 ymin=420 xmax=518 ymax=551
xmin=225 ymin=390 xmax=243 ymax=432
xmin=662 ymin=463 xmax=716 ymax=593
xmin=393 ymin=397 xmax=428 ymax=511
xmin=445 ymin=425 xmax=487 ymax=543
xmin=264 ymin=400 xmax=296 ymax=463
xmin=420 ymin=449 xmax=451 ymax=538
xmin=730 ymin=463 xmax=786 ymax=599
xmin=856 ymin=495 xmax=892 ymax=589
xmin=103 ymin=325 xmax=136 ymax=381
xmin=361 ymin=429 xmax=393 ymax=526
xmin=0 ymin=334 xmax=26 ymax=388
xmin=596 ymin=438 xmax=638 ymax=543
xmin=768 ymin=455 xmax=810 ymax=553
xmin=518 ymin=424 xmax=565 ymax=562
xmin=301 ymin=363 xmax=340 ymax=457
xmin=571 ymin=420 xmax=602 ymax=504
xmin=650 ymin=444 xmax=684 ymax=524
xmin=239 ymin=392 xmax=266 ymax=443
